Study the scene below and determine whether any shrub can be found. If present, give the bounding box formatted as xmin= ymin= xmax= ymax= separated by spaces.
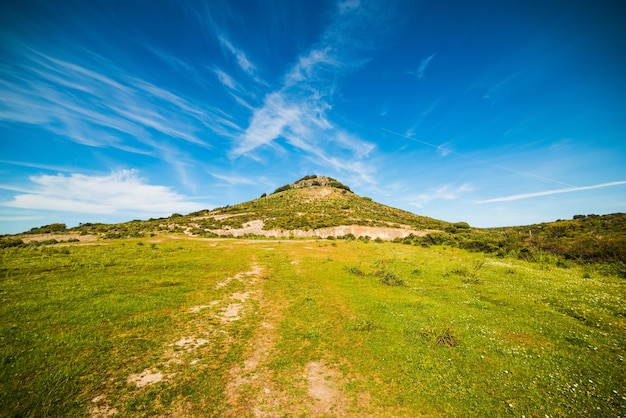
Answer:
xmin=518 ymin=247 xmax=535 ymax=261
xmin=28 ymin=223 xmax=67 ymax=234
xmin=0 ymin=238 xmax=25 ymax=249
xmin=427 ymin=232 xmax=454 ymax=246
xmin=272 ymin=184 xmax=291 ymax=194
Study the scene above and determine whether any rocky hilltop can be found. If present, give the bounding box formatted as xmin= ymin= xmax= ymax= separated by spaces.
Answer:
xmin=182 ymin=175 xmax=447 ymax=239
xmin=289 ymin=175 xmax=351 ymax=190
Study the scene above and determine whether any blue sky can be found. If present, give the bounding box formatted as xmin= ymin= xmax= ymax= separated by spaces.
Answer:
xmin=1 ymin=0 xmax=625 ymax=234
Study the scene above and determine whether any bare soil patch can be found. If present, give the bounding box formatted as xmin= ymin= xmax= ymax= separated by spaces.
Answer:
xmin=206 ymin=221 xmax=432 ymax=240
xmin=305 ymin=361 xmax=348 ymax=417
xmin=188 ymin=301 xmax=218 ymax=313
xmin=20 ymin=233 xmax=98 ymax=243
xmin=173 ymin=337 xmax=209 ymax=351
xmin=127 ymin=369 xmax=164 ymax=388
xmin=220 ymin=303 xmax=244 ymax=322
xmin=89 ymin=395 xmax=118 ymax=418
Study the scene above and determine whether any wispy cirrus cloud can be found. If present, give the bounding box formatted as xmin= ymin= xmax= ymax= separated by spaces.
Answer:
xmin=436 ymin=142 xmax=452 ymax=157
xmin=218 ymin=35 xmax=257 ymax=76
xmin=230 ymin=0 xmax=387 ymax=182
xmin=0 ymin=44 xmax=241 ymax=159
xmin=210 ymin=66 xmax=255 ymax=109
xmin=477 ymin=180 xmax=626 ymax=203
xmin=0 ymin=41 xmax=248 ymax=191
xmin=416 ymin=53 xmax=435 ymax=79
xmin=209 ymin=172 xmax=272 ymax=187
xmin=213 ymin=67 xmax=238 ymax=90
xmin=1 ymin=170 xmax=206 ymax=215
xmin=408 ymin=184 xmax=474 ymax=208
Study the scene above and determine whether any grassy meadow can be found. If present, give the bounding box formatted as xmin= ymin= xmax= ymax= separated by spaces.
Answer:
xmin=1 ymin=237 xmax=625 ymax=416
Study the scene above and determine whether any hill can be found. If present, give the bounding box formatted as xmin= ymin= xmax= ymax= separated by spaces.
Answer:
xmin=44 ymin=175 xmax=449 ymax=241
xmin=187 ymin=175 xmax=450 ymax=239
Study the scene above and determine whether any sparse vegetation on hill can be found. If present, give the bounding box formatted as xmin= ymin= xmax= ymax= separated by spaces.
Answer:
xmin=215 ymin=183 xmax=446 ymax=231
xmin=393 ymin=212 xmax=626 ymax=275
xmin=4 ymin=177 xmax=625 ymax=272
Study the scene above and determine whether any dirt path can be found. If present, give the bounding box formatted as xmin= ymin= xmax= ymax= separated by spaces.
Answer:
xmin=90 ymin=257 xmax=356 ymax=417
xmin=306 ymin=361 xmax=348 ymax=416
xmin=221 ymin=256 xmax=354 ymax=417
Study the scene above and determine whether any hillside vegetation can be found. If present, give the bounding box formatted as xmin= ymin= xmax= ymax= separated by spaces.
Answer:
xmin=3 ymin=176 xmax=625 ymax=272
xmin=393 ymin=212 xmax=626 ymax=275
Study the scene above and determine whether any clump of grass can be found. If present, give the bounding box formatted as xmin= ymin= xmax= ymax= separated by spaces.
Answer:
xmin=351 ymin=318 xmax=381 ymax=332
xmin=406 ymin=324 xmax=460 ymax=347
xmin=434 ymin=324 xmax=460 ymax=347
xmin=344 ymin=265 xmax=365 ymax=276
xmin=371 ymin=258 xmax=405 ymax=286
xmin=582 ymin=266 xmax=594 ymax=279
xmin=447 ymin=259 xmax=485 ymax=284
xmin=380 ymin=272 xmax=405 ymax=286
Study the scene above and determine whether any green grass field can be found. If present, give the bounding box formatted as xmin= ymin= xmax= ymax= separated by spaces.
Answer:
xmin=1 ymin=238 xmax=624 ymax=416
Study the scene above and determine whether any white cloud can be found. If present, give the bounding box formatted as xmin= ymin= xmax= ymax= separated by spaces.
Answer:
xmin=436 ymin=142 xmax=452 ymax=157
xmin=408 ymin=184 xmax=474 ymax=208
xmin=230 ymin=1 xmax=380 ymax=183
xmin=209 ymin=172 xmax=261 ymax=186
xmin=477 ymin=180 xmax=626 ymax=203
xmin=0 ymin=45 xmax=240 ymax=159
xmin=213 ymin=67 xmax=238 ymax=90
xmin=232 ymin=92 xmax=299 ymax=156
xmin=2 ymin=170 xmax=206 ymax=215
xmin=284 ymin=47 xmax=337 ymax=86
xmin=218 ymin=35 xmax=257 ymax=76
xmin=417 ymin=54 xmax=435 ymax=79
xmin=0 ymin=215 xmax=44 ymax=222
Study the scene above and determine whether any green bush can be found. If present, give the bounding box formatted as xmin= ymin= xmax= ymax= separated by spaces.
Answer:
xmin=272 ymin=184 xmax=291 ymax=194
xmin=28 ymin=223 xmax=67 ymax=234
xmin=0 ymin=238 xmax=25 ymax=249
